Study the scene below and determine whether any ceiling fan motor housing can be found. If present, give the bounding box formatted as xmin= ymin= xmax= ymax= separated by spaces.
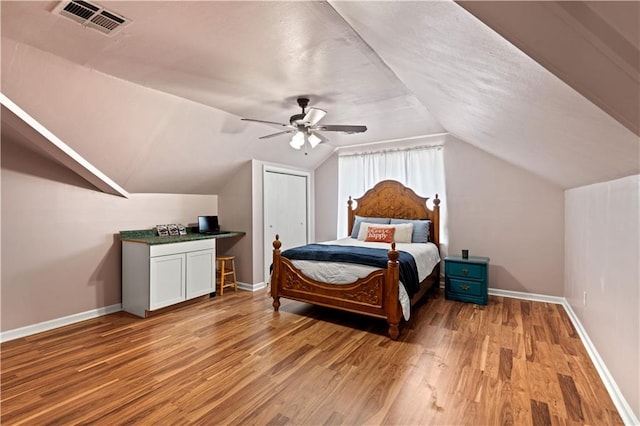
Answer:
xmin=297 ymin=97 xmax=310 ymax=109
xmin=290 ymin=97 xmax=310 ymax=125
xmin=289 ymin=113 xmax=306 ymax=125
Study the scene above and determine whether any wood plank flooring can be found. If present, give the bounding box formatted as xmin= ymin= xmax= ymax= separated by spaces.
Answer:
xmin=1 ymin=290 xmax=623 ymax=425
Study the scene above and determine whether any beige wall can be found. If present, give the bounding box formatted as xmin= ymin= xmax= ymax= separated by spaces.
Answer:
xmin=565 ymin=175 xmax=639 ymax=419
xmin=217 ymin=161 xmax=253 ymax=285
xmin=251 ymin=160 xmax=264 ymax=285
xmin=314 ymin=135 xmax=565 ymax=296
xmin=314 ymin=152 xmax=339 ymax=242
xmin=444 ymin=136 xmax=565 ymax=295
xmin=1 ymin=138 xmax=217 ymax=331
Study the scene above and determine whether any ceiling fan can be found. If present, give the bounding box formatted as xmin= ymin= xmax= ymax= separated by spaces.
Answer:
xmin=241 ymin=97 xmax=367 ymax=150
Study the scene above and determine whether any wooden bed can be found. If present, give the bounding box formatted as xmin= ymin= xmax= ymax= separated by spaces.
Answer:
xmin=270 ymin=180 xmax=441 ymax=340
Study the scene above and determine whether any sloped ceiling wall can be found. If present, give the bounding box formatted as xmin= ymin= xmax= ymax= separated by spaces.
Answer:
xmin=2 ymin=38 xmax=270 ymax=194
xmin=1 ymin=1 xmax=638 ymax=194
xmin=331 ymin=1 xmax=639 ymax=189
xmin=459 ymin=1 xmax=639 ymax=137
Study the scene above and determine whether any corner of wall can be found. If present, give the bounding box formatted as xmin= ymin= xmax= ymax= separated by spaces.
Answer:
xmin=217 ymin=161 xmax=254 ymax=285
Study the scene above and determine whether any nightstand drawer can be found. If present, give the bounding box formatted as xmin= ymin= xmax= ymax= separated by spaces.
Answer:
xmin=446 ymin=262 xmax=484 ymax=280
xmin=449 ymin=278 xmax=483 ymax=297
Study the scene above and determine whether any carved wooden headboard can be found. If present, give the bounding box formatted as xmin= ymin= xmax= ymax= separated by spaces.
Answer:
xmin=347 ymin=180 xmax=440 ymax=248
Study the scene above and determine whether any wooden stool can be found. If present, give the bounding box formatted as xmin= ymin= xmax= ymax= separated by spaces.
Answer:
xmin=216 ymin=256 xmax=237 ymax=295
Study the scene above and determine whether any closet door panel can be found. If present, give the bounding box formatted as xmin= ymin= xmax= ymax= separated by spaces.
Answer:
xmin=264 ymin=170 xmax=309 ymax=283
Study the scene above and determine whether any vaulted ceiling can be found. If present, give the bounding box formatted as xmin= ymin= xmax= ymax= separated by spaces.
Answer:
xmin=1 ymin=1 xmax=638 ymax=194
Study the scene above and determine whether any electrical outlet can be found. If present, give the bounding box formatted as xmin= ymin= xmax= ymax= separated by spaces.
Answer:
xmin=583 ymin=291 xmax=587 ymax=306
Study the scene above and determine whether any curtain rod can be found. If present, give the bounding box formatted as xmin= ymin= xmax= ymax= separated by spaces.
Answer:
xmin=338 ymin=143 xmax=443 ymax=158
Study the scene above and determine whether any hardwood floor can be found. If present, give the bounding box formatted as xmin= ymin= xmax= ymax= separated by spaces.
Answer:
xmin=1 ymin=290 xmax=623 ymax=425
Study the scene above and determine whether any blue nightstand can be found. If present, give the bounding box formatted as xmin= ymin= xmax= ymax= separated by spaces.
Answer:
xmin=444 ymin=255 xmax=489 ymax=305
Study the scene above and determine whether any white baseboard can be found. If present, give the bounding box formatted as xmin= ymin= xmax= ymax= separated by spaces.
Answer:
xmin=237 ymin=281 xmax=267 ymax=292
xmin=488 ymin=287 xmax=565 ymax=304
xmin=3 ymin=282 xmax=269 ymax=341
xmin=487 ymin=287 xmax=638 ymax=426
xmin=561 ymin=300 xmax=639 ymax=426
xmin=0 ymin=304 xmax=122 ymax=343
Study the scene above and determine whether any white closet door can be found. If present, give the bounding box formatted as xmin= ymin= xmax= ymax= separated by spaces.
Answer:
xmin=264 ymin=170 xmax=309 ymax=283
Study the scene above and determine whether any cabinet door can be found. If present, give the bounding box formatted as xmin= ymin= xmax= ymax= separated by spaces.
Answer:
xmin=186 ymin=248 xmax=215 ymax=299
xmin=150 ymin=254 xmax=186 ymax=310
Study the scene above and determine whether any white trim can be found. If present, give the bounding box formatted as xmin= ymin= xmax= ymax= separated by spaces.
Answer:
xmin=0 ymin=93 xmax=129 ymax=198
xmin=488 ymin=287 xmax=565 ymax=304
xmin=562 ymin=301 xmax=639 ymax=426
xmin=237 ymin=281 xmax=267 ymax=292
xmin=487 ymin=287 xmax=638 ymax=425
xmin=0 ymin=304 xmax=122 ymax=343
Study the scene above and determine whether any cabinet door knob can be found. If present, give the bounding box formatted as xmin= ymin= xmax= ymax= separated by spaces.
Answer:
xmin=462 ymin=269 xmax=468 ymax=275
xmin=460 ymin=285 xmax=470 ymax=291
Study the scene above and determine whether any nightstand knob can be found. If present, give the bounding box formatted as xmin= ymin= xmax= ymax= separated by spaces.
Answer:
xmin=461 ymin=285 xmax=470 ymax=291
xmin=462 ymin=268 xmax=468 ymax=276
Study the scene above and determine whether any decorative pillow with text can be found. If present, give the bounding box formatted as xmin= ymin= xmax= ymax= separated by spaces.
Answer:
xmin=365 ymin=226 xmax=396 ymax=243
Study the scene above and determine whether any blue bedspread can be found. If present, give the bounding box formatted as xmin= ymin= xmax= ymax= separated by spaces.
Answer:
xmin=281 ymin=244 xmax=420 ymax=298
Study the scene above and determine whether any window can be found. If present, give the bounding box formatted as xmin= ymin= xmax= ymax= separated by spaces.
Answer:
xmin=338 ymin=144 xmax=448 ymax=252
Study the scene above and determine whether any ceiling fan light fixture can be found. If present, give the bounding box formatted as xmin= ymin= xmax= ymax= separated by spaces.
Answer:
xmin=290 ymin=131 xmax=305 ymax=149
xmin=308 ymin=133 xmax=322 ymax=148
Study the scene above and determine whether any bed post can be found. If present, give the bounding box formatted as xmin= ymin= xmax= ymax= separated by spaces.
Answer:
xmin=347 ymin=196 xmax=355 ymax=237
xmin=432 ymin=194 xmax=440 ymax=249
xmin=271 ymin=235 xmax=282 ymax=311
xmin=386 ymin=243 xmax=401 ymax=340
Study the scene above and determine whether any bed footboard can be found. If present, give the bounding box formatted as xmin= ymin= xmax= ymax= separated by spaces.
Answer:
xmin=271 ymin=235 xmax=402 ymax=339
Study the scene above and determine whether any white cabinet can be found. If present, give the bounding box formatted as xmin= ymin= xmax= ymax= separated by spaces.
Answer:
xmin=150 ymin=253 xmax=186 ymax=310
xmin=122 ymin=239 xmax=215 ymax=317
xmin=186 ymin=249 xmax=216 ymax=299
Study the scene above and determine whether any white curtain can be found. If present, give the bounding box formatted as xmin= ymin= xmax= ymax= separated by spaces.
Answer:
xmin=338 ymin=145 xmax=448 ymax=255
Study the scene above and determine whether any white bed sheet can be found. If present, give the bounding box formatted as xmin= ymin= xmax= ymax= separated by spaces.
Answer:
xmin=288 ymin=237 xmax=441 ymax=320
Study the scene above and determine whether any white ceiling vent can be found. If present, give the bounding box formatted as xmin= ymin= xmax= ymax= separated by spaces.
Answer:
xmin=52 ymin=0 xmax=131 ymax=37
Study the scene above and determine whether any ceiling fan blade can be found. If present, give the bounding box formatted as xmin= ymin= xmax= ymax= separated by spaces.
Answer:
xmin=258 ymin=130 xmax=295 ymax=139
xmin=241 ymin=118 xmax=290 ymax=128
xmin=315 ymin=124 xmax=367 ymax=134
xmin=302 ymin=108 xmax=327 ymax=126
xmin=310 ymin=130 xmax=329 ymax=144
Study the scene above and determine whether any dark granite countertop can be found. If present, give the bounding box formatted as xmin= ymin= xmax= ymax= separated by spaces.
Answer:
xmin=120 ymin=228 xmax=245 ymax=245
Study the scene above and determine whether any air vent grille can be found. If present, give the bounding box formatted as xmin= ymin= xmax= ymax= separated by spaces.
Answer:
xmin=63 ymin=0 xmax=98 ymax=20
xmin=53 ymin=0 xmax=130 ymax=36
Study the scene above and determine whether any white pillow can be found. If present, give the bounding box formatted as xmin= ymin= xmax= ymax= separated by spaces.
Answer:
xmin=357 ymin=223 xmax=414 ymax=243
xmin=392 ymin=223 xmax=413 ymax=243
xmin=356 ymin=222 xmax=379 ymax=240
